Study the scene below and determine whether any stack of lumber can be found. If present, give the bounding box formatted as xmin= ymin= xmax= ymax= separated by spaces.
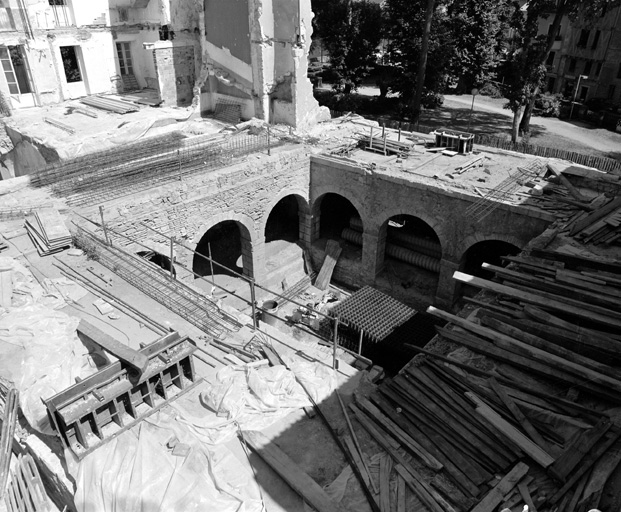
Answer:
xmin=358 ymin=130 xmax=415 ymax=157
xmin=567 ymin=195 xmax=621 ymax=245
xmin=396 ymin=248 xmax=621 ymax=511
xmin=315 ymin=240 xmax=342 ymax=290
xmin=24 ymin=208 xmax=72 ymax=256
xmin=80 ymin=95 xmax=139 ymax=114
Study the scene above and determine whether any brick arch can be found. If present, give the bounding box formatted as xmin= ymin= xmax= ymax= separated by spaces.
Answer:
xmin=191 ymin=212 xmax=259 ymax=279
xmin=456 ymin=234 xmax=524 ymax=265
xmin=310 ymin=188 xmax=369 ymax=241
xmin=258 ymin=188 xmax=310 ymax=238
xmin=372 ymin=207 xmax=445 ymax=257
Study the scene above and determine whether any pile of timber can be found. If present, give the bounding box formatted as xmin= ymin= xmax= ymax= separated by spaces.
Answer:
xmin=80 ymin=95 xmax=139 ymax=114
xmin=24 ymin=208 xmax=72 ymax=256
xmin=358 ymin=129 xmax=415 ymax=157
xmin=567 ymin=195 xmax=621 ymax=245
xmin=395 ymin=248 xmax=621 ymax=511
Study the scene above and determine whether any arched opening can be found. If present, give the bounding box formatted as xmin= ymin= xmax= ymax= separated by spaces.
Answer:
xmin=374 ymin=215 xmax=442 ymax=311
xmin=263 ymin=195 xmax=307 ymax=288
xmin=193 ymin=221 xmax=245 ymax=279
xmin=318 ymin=193 xmax=361 ymax=241
xmin=458 ymin=240 xmax=521 ymax=299
xmin=137 ymin=250 xmax=176 ymax=277
xmin=265 ymin=195 xmax=301 ymax=243
xmin=308 ymin=192 xmax=363 ymax=289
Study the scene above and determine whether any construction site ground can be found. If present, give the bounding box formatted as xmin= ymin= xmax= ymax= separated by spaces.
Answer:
xmin=0 ymin=210 xmax=384 ymax=512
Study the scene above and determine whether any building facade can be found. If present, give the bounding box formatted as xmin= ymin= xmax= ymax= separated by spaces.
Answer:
xmin=0 ymin=0 xmax=327 ymax=128
xmin=540 ymin=4 xmax=621 ymax=105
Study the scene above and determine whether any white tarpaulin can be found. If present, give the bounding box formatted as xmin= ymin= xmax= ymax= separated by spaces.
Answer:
xmin=69 ymin=410 xmax=264 ymax=512
xmin=176 ymin=358 xmax=337 ymax=445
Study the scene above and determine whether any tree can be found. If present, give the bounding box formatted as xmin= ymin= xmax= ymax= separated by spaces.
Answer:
xmin=384 ymin=0 xmax=514 ymax=120
xmin=312 ymin=0 xmax=383 ymax=92
xmin=517 ymin=0 xmax=621 ymax=135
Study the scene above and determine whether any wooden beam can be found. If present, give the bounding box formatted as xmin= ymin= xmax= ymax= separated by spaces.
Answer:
xmin=488 ymin=377 xmax=552 ymax=455
xmin=77 ymin=319 xmax=148 ymax=374
xmin=241 ymin=430 xmax=349 ymax=512
xmin=451 ymin=271 xmax=621 ymax=330
xmin=379 ymin=455 xmax=392 ymax=512
xmin=517 ymin=479 xmax=538 ymax=512
xmin=469 ymin=462 xmax=529 ymax=512
xmin=465 ymin=392 xmax=554 ymax=468
xmin=429 ymin=307 xmax=621 ymax=395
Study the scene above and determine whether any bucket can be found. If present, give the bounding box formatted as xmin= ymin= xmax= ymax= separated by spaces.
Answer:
xmin=0 ymin=263 xmax=12 ymax=308
xmin=261 ymin=300 xmax=279 ymax=327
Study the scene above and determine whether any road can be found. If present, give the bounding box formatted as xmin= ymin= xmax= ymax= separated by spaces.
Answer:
xmin=444 ymin=94 xmax=621 ymax=154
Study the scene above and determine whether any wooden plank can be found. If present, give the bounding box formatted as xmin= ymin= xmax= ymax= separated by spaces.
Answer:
xmin=470 ymin=462 xmax=529 ymax=512
xmin=436 ymin=326 xmax=621 ymax=404
xmin=547 ymin=161 xmax=589 ymax=202
xmin=566 ymin=470 xmax=590 ymax=512
xmin=343 ymin=435 xmax=377 ymax=504
xmin=580 ymin=436 xmax=621 ymax=507
xmin=450 ymin=271 xmax=621 ymax=330
xmin=479 ymin=313 xmax=621 ymax=381
xmin=531 ymin=247 xmax=621 ymax=274
xmin=379 ymin=455 xmax=392 ymax=512
xmin=517 ymin=479 xmax=537 ymax=512
xmin=520 ymin=305 xmax=620 ymax=359
xmin=242 ymin=430 xmax=348 ymax=512
xmin=393 ymin=464 xmax=451 ymax=512
xmin=430 ymin=306 xmax=621 ymax=395
xmin=372 ymin=390 xmax=481 ymax=498
xmin=314 ymin=240 xmax=342 ymax=290
xmin=356 ymin=395 xmax=443 ymax=471
xmin=397 ymin=475 xmax=406 ymax=512
xmin=391 ymin=386 xmax=490 ymax=485
xmin=336 ymin=390 xmax=378 ymax=493
xmin=465 ymin=392 xmax=554 ymax=468
xmin=548 ymin=419 xmax=611 ymax=482
xmin=549 ymin=429 xmax=621 ymax=504
xmin=414 ymin=366 xmax=516 ymax=464
xmin=349 ymin=404 xmax=454 ymax=512
xmin=488 ymin=377 xmax=552 ymax=455
xmin=482 ymin=262 xmax=621 ymax=311
xmin=398 ymin=372 xmax=508 ymax=471
xmin=569 ymin=196 xmax=621 ymax=235
xmin=77 ymin=319 xmax=149 ymax=374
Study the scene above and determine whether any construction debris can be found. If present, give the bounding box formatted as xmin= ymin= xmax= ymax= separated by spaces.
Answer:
xmin=80 ymin=95 xmax=139 ymax=114
xmin=24 ymin=208 xmax=72 ymax=256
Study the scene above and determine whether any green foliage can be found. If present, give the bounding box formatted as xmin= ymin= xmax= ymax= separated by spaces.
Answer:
xmin=312 ymin=0 xmax=383 ymax=91
xmin=534 ymin=93 xmax=562 ymax=117
xmin=383 ymin=0 xmax=515 ymax=102
xmin=478 ymin=82 xmax=503 ymax=98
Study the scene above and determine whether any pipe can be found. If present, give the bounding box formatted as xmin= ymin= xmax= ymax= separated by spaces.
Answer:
xmin=341 ymin=228 xmax=441 ymax=273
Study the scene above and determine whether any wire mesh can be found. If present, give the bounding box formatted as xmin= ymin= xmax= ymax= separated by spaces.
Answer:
xmin=31 ymin=131 xmax=280 ymax=207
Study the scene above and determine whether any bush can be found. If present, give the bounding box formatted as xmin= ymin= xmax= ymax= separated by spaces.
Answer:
xmin=478 ymin=82 xmax=503 ymax=99
xmin=534 ymin=93 xmax=562 ymax=117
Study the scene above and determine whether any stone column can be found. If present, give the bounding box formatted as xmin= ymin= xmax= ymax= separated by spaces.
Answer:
xmin=245 ymin=237 xmax=267 ymax=283
xmin=435 ymin=258 xmax=461 ymax=310
xmin=299 ymin=211 xmax=313 ymax=249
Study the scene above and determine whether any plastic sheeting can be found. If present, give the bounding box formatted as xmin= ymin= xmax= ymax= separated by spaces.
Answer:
xmin=0 ymin=256 xmax=91 ymax=433
xmin=177 ymin=358 xmax=337 ymax=445
xmin=69 ymin=410 xmax=264 ymax=512
xmin=0 ymin=304 xmax=88 ymax=434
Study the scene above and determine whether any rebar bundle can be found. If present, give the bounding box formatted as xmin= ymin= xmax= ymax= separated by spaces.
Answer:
xmin=31 ymin=131 xmax=278 ymax=207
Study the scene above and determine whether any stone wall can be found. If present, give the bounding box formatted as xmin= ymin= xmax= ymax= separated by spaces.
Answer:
xmin=310 ymin=155 xmax=555 ymax=306
xmin=153 ymin=44 xmax=196 ymax=106
xmin=93 ymin=145 xmax=312 ymax=284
